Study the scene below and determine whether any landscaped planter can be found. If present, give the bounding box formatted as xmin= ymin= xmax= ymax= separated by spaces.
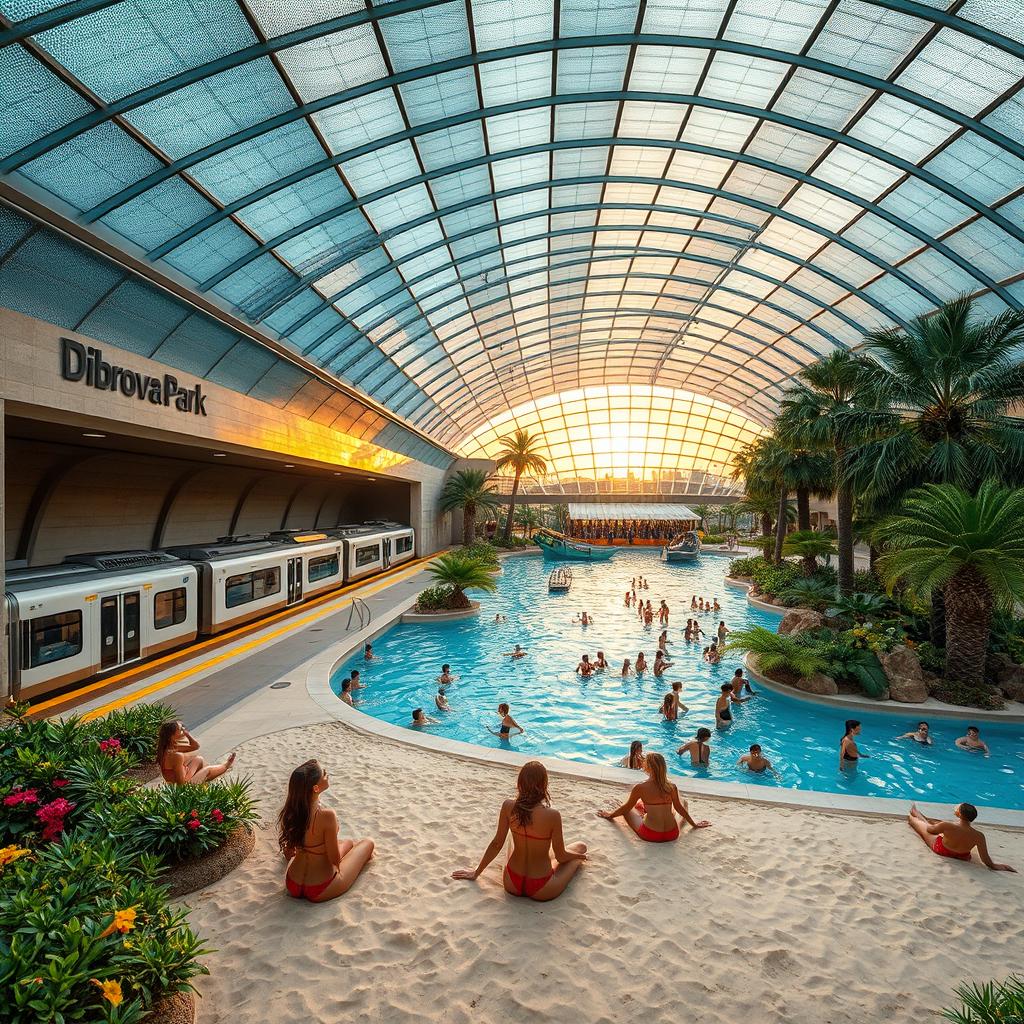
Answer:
xmin=148 ymin=991 xmax=196 ymax=1024
xmin=162 ymin=823 xmax=256 ymax=899
xmin=401 ymin=601 xmax=481 ymax=623
xmin=124 ymin=759 xmax=161 ymax=784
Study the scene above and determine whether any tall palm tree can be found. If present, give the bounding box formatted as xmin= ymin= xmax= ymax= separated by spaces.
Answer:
xmin=692 ymin=503 xmax=714 ymax=531
xmin=426 ymin=551 xmax=499 ymax=609
xmin=779 ymin=351 xmax=874 ymax=595
xmin=494 ymin=429 xmax=548 ymax=543
xmin=439 ymin=469 xmax=500 ymax=547
xmin=876 ymin=481 xmax=1024 ymax=687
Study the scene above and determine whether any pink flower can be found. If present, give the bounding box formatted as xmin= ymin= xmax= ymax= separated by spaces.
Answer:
xmin=35 ymin=797 xmax=74 ymax=843
xmin=51 ymin=779 xmax=68 ymax=788
xmin=210 ymin=809 xmax=224 ymax=824
xmin=187 ymin=819 xmax=201 ymax=831
xmin=4 ymin=788 xmax=39 ymax=807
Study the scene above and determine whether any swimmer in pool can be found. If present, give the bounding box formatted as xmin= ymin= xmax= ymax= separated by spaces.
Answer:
xmin=573 ymin=611 xmax=594 ymax=626
xmin=717 ymin=621 xmax=730 ymax=645
xmin=339 ymin=678 xmax=354 ymax=706
xmin=494 ymin=613 xmax=507 ymax=623
xmin=624 ymin=590 xmax=632 ymax=607
xmin=412 ymin=708 xmax=438 ymax=727
xmin=488 ymin=702 xmax=523 ymax=739
xmin=898 ymin=721 xmax=933 ymax=746
xmin=713 ymin=598 xmax=721 ymax=613
xmin=438 ymin=664 xmax=455 ymax=685
xmin=731 ymin=667 xmax=755 ymax=695
xmin=840 ymin=720 xmax=867 ymax=770
xmin=504 ymin=645 xmax=527 ymax=659
xmin=576 ymin=654 xmax=596 ymax=677
xmin=659 ymin=600 xmax=669 ymax=626
xmin=738 ymin=744 xmax=777 ymax=776
xmin=621 ymin=658 xmax=632 ymax=676
xmin=690 ymin=595 xmax=698 ymax=611
xmin=669 ymin=680 xmax=687 ymax=716
xmin=704 ymin=643 xmax=721 ymax=665
xmin=643 ymin=607 xmax=654 ymax=627
xmin=658 ymin=630 xmax=672 ymax=652
xmin=594 ymin=650 xmax=609 ymax=670
xmin=364 ymin=643 xmax=375 ymax=661
xmin=697 ymin=598 xmax=705 ymax=613
xmin=635 ymin=652 xmax=648 ymax=673
xmin=678 ymin=727 xmax=712 ymax=767
xmin=435 ymin=688 xmax=452 ymax=712
xmin=956 ymin=726 xmax=990 ymax=756
xmin=620 ymin=740 xmax=646 ymax=770
xmin=350 ymin=670 xmax=364 ymax=690
xmin=907 ymin=802 xmax=1015 ymax=870
xmin=658 ymin=693 xmax=677 ymax=721
xmin=716 ymin=683 xmax=747 ymax=728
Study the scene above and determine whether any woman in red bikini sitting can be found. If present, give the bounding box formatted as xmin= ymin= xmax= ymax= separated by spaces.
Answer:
xmin=278 ymin=759 xmax=376 ymax=902
xmin=157 ymin=720 xmax=235 ymax=785
xmin=597 ymin=752 xmax=711 ymax=841
xmin=907 ymin=802 xmax=1015 ymax=871
xmin=451 ymin=761 xmax=587 ymax=901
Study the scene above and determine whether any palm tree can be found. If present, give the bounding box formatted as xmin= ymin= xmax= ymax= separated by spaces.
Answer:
xmin=426 ymin=552 xmax=499 ymax=609
xmin=782 ymin=530 xmax=838 ymax=577
xmin=779 ymin=351 xmax=874 ymax=595
xmin=692 ymin=503 xmax=714 ymax=531
xmin=494 ymin=429 xmax=548 ymax=543
xmin=875 ymin=481 xmax=1024 ymax=687
xmin=514 ymin=505 xmax=542 ymax=537
xmin=439 ymin=469 xmax=500 ymax=547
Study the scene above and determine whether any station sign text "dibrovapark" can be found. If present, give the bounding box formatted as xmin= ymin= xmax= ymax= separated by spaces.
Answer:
xmin=60 ymin=338 xmax=208 ymax=415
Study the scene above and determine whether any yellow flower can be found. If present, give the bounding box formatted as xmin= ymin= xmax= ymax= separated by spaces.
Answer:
xmin=91 ymin=979 xmax=123 ymax=1006
xmin=99 ymin=907 xmax=137 ymax=938
xmin=0 ymin=846 xmax=30 ymax=869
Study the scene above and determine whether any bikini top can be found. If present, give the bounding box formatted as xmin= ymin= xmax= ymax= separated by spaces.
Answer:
xmin=298 ymin=808 xmax=327 ymax=854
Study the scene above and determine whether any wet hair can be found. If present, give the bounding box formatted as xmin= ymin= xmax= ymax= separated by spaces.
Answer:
xmin=413 ymin=708 xmax=424 ymax=720
xmin=581 ymin=653 xmax=590 ymax=660
xmin=277 ymin=759 xmax=325 ymax=854
xmin=364 ymin=643 xmax=372 ymax=651
xmin=750 ymin=744 xmax=762 ymax=754
xmin=672 ymin=681 xmax=682 ymax=691
xmin=967 ymin=725 xmax=980 ymax=735
xmin=844 ymin=719 xmax=861 ymax=737
xmin=156 ymin=720 xmax=181 ymax=766
xmin=351 ymin=670 xmax=359 ymax=678
xmin=442 ymin=664 xmax=450 ymax=672
xmin=733 ymin=669 xmax=743 ymax=678
xmin=511 ymin=761 xmax=550 ymax=827
xmin=341 ymin=679 xmax=352 ymax=693
xmin=645 ymin=752 xmax=671 ymax=793
xmin=721 ymin=683 xmax=733 ymax=693
xmin=918 ymin=721 xmax=928 ymax=729
xmin=696 ymin=727 xmax=712 ymax=741
xmin=958 ymin=802 xmax=979 ymax=822
xmin=627 ymin=741 xmax=644 ymax=770
xmin=498 ymin=702 xmax=510 ymax=714
xmin=661 ymin=694 xmax=674 ymax=715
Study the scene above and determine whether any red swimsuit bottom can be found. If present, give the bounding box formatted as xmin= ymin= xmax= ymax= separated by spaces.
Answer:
xmin=504 ymin=865 xmax=554 ymax=897
xmin=286 ymin=872 xmax=337 ymax=900
xmin=635 ymin=800 xmax=680 ymax=843
xmin=932 ymin=836 xmax=971 ymax=861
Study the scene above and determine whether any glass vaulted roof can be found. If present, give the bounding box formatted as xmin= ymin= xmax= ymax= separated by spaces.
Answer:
xmin=1 ymin=0 xmax=1023 ymax=457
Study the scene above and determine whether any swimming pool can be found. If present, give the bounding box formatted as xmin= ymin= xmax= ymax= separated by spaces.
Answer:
xmin=333 ymin=550 xmax=1024 ymax=811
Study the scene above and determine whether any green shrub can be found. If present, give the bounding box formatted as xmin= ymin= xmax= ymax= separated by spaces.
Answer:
xmin=749 ymin=560 xmax=803 ymax=598
xmin=460 ymin=542 xmax=500 ymax=568
xmin=827 ymin=592 xmax=894 ymax=623
xmin=915 ymin=640 xmax=945 ymax=674
xmin=101 ymin=778 xmax=257 ymax=866
xmin=853 ymin=569 xmax=883 ymax=595
xmin=90 ymin=704 xmax=175 ymax=762
xmin=928 ymin=678 xmax=1004 ymax=710
xmin=414 ymin=583 xmax=458 ymax=611
xmin=940 ymin=975 xmax=1024 ymax=1023
xmin=701 ymin=534 xmax=726 ymax=545
xmin=727 ymin=555 xmax=770 ymax=579
xmin=725 ymin=627 xmax=825 ymax=679
xmin=0 ymin=836 xmax=209 ymax=1024
xmin=777 ymin=578 xmax=836 ymax=610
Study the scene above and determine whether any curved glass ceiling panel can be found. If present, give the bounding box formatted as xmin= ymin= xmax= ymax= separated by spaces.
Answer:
xmin=459 ymin=384 xmax=763 ymax=494
xmin=1 ymin=0 xmax=1022 ymax=456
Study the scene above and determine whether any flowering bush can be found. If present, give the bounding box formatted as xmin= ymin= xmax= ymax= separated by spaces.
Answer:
xmin=0 ymin=836 xmax=208 ymax=1024
xmin=98 ymin=737 xmax=123 ymax=756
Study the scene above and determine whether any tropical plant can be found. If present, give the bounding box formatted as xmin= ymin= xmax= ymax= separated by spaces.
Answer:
xmin=494 ymin=429 xmax=548 ymax=543
xmin=439 ymin=469 xmax=500 ymax=546
xmin=425 ymin=552 xmax=499 ymax=608
xmin=693 ymin=503 xmax=714 ymax=530
xmin=803 ymin=631 xmax=890 ymax=698
xmin=940 ymin=975 xmax=1024 ymax=1024
xmin=724 ymin=627 xmax=826 ymax=679
xmin=514 ymin=504 xmax=542 ymax=537
xmin=728 ymin=555 xmax=770 ymax=579
xmin=91 ymin=703 xmax=176 ymax=762
xmin=876 ymin=481 xmax=1024 ymax=687
xmin=777 ymin=577 xmax=836 ymax=611
xmin=782 ymin=529 xmax=838 ymax=577
xmin=852 ymin=568 xmax=883 ymax=595
xmin=826 ymin=592 xmax=894 ymax=623
xmin=101 ymin=779 xmax=257 ymax=865
xmin=414 ymin=583 xmax=457 ymax=611
xmin=778 ymin=351 xmax=875 ymax=595
xmin=460 ymin=541 xmax=500 ymax=569
xmin=0 ymin=835 xmax=209 ymax=1024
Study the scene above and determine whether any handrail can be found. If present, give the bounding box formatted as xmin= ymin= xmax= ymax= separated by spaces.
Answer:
xmin=346 ymin=597 xmax=372 ymax=632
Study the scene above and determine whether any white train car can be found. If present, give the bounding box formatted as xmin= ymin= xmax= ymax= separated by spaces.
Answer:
xmin=5 ymin=552 xmax=199 ymax=701
xmin=165 ymin=532 xmax=344 ymax=634
xmin=325 ymin=522 xmax=416 ymax=581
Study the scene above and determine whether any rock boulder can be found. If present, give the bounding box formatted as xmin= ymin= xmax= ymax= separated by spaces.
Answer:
xmin=795 ymin=672 xmax=839 ymax=696
xmin=778 ymin=608 xmax=826 ymax=635
xmin=879 ymin=646 xmax=929 ymax=703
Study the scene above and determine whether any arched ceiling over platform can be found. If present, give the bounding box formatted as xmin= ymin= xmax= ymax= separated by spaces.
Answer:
xmin=1 ymin=0 xmax=1023 ymax=454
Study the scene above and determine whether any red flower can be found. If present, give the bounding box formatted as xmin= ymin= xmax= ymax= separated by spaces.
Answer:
xmin=210 ymin=809 xmax=224 ymax=824
xmin=51 ymin=779 xmax=68 ymax=788
xmin=35 ymin=797 xmax=74 ymax=843
xmin=189 ymin=809 xmax=199 ymax=818
xmin=187 ymin=818 xmax=202 ymax=831
xmin=4 ymin=788 xmax=39 ymax=807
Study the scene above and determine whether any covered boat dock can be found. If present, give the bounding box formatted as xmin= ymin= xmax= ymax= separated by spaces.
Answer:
xmin=566 ymin=503 xmax=698 ymax=546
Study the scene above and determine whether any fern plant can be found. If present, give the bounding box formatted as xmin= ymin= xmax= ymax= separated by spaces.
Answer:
xmin=940 ymin=975 xmax=1024 ymax=1023
xmin=724 ymin=627 xmax=826 ymax=678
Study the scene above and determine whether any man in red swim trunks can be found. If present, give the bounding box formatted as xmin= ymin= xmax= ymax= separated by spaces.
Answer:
xmin=907 ymin=803 xmax=1015 ymax=871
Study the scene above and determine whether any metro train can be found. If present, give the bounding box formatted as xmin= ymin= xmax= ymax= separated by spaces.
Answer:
xmin=4 ymin=521 xmax=415 ymax=703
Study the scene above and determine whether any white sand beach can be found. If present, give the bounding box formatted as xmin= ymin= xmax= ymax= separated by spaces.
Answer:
xmin=182 ymin=722 xmax=1023 ymax=1024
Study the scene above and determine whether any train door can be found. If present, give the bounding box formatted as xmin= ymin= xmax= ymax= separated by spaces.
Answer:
xmin=287 ymin=557 xmax=304 ymax=605
xmin=382 ymin=537 xmax=392 ymax=570
xmin=99 ymin=590 xmax=141 ymax=671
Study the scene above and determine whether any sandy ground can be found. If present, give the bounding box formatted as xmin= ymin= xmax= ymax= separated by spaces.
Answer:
xmin=181 ymin=722 xmax=1023 ymax=1024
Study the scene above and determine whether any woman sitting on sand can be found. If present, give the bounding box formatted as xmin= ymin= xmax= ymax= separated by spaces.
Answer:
xmin=451 ymin=761 xmax=587 ymax=900
xmin=597 ymin=753 xmax=711 ymax=841
xmin=157 ymin=721 xmax=235 ymax=785
xmin=279 ymin=759 xmax=374 ymax=902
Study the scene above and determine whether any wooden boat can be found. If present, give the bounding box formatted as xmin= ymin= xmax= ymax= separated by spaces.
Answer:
xmin=548 ymin=567 xmax=573 ymax=592
xmin=664 ymin=531 xmax=702 ymax=561
xmin=533 ymin=528 xmax=617 ymax=561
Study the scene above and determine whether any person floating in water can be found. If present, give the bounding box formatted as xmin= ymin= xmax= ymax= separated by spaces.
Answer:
xmin=840 ymin=720 xmax=867 ymax=770
xmin=898 ymin=721 xmax=933 ymax=746
xmin=504 ymin=644 xmax=527 ymax=659
xmin=678 ymin=727 xmax=712 ymax=766
xmin=907 ymin=803 xmax=1015 ymax=871
xmin=956 ymin=725 xmax=990 ymax=756
xmin=738 ymin=744 xmax=778 ymax=776
xmin=438 ymin=664 xmax=455 ymax=685
xmin=451 ymin=761 xmax=588 ymax=900
xmin=435 ymin=687 xmax=452 ymax=712
xmin=489 ymin=702 xmax=523 ymax=739
xmin=596 ymin=753 xmax=712 ymax=841
xmin=412 ymin=708 xmax=438 ymax=727
xmin=576 ymin=654 xmax=595 ymax=677
xmin=364 ymin=643 xmax=375 ymax=661
xmin=621 ymin=740 xmax=646 ymax=770
xmin=635 ymin=651 xmax=648 ymax=673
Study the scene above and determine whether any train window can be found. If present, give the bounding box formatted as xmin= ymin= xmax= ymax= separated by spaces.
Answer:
xmin=154 ymin=587 xmax=187 ymax=629
xmin=23 ymin=611 xmax=83 ymax=669
xmin=395 ymin=536 xmax=413 ymax=554
xmin=308 ymin=554 xmax=340 ymax=583
xmin=224 ymin=568 xmax=281 ymax=608
xmin=354 ymin=544 xmax=381 ymax=567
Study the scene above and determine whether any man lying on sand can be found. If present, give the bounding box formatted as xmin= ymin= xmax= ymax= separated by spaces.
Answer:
xmin=907 ymin=803 xmax=1015 ymax=871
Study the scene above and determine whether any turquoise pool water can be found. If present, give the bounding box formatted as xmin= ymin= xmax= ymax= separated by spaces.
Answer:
xmin=333 ymin=550 xmax=1024 ymax=811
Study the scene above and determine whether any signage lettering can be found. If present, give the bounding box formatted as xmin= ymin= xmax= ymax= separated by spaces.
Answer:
xmin=60 ymin=338 xmax=208 ymax=416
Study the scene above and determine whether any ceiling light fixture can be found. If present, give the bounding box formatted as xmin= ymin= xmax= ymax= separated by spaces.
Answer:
xmin=284 ymin=463 xmax=295 ymax=468
xmin=82 ymin=432 xmax=106 ymax=438
xmin=212 ymin=452 xmax=227 ymax=457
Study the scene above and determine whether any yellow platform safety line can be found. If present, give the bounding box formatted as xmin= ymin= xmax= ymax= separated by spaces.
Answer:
xmin=78 ymin=559 xmax=430 ymax=722
xmin=27 ymin=553 xmax=437 ymax=717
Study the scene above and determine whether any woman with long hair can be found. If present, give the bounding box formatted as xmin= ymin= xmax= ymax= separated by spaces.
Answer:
xmin=840 ymin=720 xmax=867 ymax=772
xmin=157 ymin=720 xmax=235 ymax=785
xmin=278 ymin=759 xmax=374 ymax=902
xmin=597 ymin=752 xmax=711 ymax=842
xmin=451 ymin=761 xmax=587 ymax=900
xmin=620 ymin=740 xmax=646 ymax=770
